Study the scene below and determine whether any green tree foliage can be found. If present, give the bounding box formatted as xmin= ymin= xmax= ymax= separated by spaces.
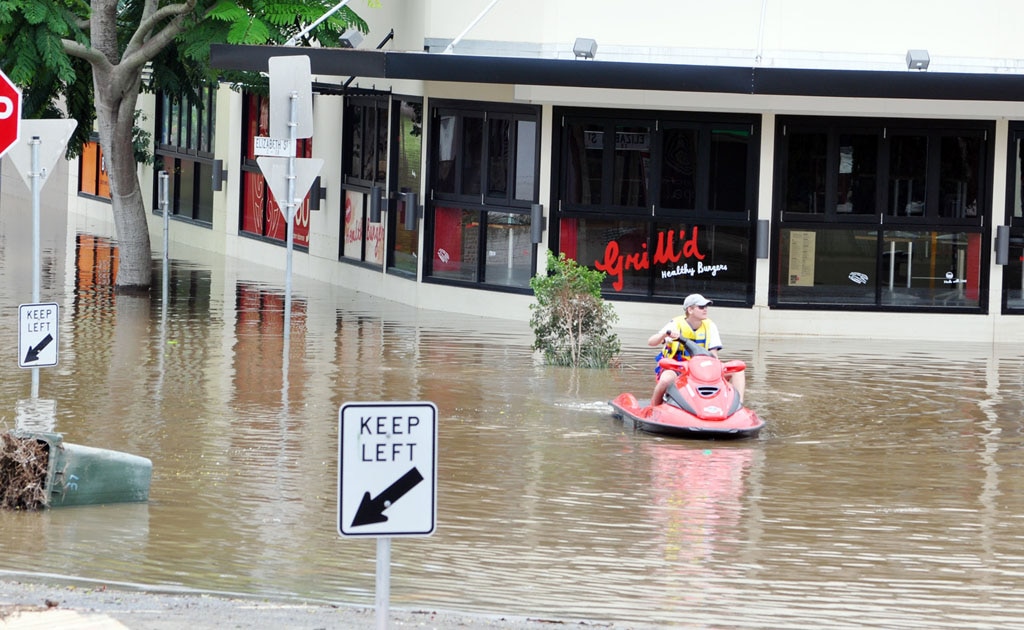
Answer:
xmin=0 ymin=0 xmax=376 ymax=289
xmin=530 ymin=250 xmax=621 ymax=368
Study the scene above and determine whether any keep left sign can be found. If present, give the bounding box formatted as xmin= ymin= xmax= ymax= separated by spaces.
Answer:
xmin=18 ymin=302 xmax=58 ymax=368
xmin=338 ymin=401 xmax=437 ymax=537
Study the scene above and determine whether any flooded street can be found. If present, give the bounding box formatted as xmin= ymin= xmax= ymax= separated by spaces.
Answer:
xmin=1 ymin=198 xmax=1024 ymax=628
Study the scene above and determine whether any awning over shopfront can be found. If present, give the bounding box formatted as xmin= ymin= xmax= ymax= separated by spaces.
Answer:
xmin=210 ymin=44 xmax=1024 ymax=102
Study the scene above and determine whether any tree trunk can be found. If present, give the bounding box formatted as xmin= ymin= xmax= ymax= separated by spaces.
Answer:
xmin=93 ymin=65 xmax=152 ymax=291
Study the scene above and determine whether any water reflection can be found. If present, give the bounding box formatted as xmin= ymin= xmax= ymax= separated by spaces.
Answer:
xmin=1 ymin=199 xmax=1024 ymax=626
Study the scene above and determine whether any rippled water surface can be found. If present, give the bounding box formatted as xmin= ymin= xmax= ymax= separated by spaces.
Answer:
xmin=1 ymin=199 xmax=1024 ymax=628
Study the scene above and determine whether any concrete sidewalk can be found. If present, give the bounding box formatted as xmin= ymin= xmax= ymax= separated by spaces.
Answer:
xmin=0 ymin=579 xmax=628 ymax=629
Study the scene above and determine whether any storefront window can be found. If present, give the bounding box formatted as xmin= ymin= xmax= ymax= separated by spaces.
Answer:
xmin=342 ymin=189 xmax=385 ymax=265
xmin=612 ymin=124 xmax=651 ymax=208
xmin=461 ymin=116 xmax=484 ymax=196
xmin=514 ymin=120 xmax=537 ymax=201
xmin=432 ymin=206 xmax=479 ymax=282
xmin=650 ymin=222 xmax=751 ymax=302
xmin=557 ymin=110 xmax=759 ymax=304
xmin=155 ymin=85 xmax=217 ymax=224
xmin=240 ymin=91 xmax=312 ymax=247
xmin=427 ymin=101 xmax=541 ymax=289
xmin=660 ymin=127 xmax=697 ymax=210
xmin=777 ymin=117 xmax=989 ymax=311
xmin=709 ymin=128 xmax=752 ymax=213
xmin=389 ymin=98 xmax=422 ymax=276
xmin=565 ymin=122 xmax=605 ymax=206
xmin=888 ymin=135 xmax=927 ymax=216
xmin=783 ymin=131 xmax=826 ymax=214
xmin=776 ymin=228 xmax=878 ymax=305
xmin=1006 ymin=230 xmax=1024 ymax=311
xmin=836 ymin=133 xmax=877 ymax=215
xmin=1002 ymin=126 xmax=1024 ymax=313
xmin=484 ymin=211 xmax=532 ymax=288
xmin=560 ymin=217 xmax=650 ymax=295
xmin=939 ymin=136 xmax=981 ymax=219
xmin=776 ymin=227 xmax=984 ymax=309
xmin=880 ymin=230 xmax=981 ymax=307
xmin=342 ymin=95 xmax=389 ymax=268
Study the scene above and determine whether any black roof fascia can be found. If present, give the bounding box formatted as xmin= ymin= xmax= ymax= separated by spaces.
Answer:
xmin=210 ymin=44 xmax=1024 ymax=103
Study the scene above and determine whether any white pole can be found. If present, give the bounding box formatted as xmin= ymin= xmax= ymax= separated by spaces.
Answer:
xmin=30 ymin=136 xmax=40 ymax=398
xmin=160 ymin=171 xmax=170 ymax=309
xmin=376 ymin=537 xmax=392 ymax=630
xmin=284 ymin=91 xmax=298 ymax=342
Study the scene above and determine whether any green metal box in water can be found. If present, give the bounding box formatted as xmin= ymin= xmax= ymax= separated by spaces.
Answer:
xmin=25 ymin=432 xmax=152 ymax=507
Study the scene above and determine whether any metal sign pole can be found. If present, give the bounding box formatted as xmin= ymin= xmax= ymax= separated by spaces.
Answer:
xmin=376 ymin=537 xmax=392 ymax=630
xmin=160 ymin=171 xmax=169 ymax=312
xmin=158 ymin=171 xmax=169 ymax=399
xmin=284 ymin=91 xmax=297 ymax=343
xmin=29 ymin=136 xmax=40 ymax=398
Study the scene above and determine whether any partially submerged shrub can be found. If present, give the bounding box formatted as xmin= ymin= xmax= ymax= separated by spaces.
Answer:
xmin=0 ymin=433 xmax=49 ymax=510
xmin=530 ymin=250 xmax=620 ymax=368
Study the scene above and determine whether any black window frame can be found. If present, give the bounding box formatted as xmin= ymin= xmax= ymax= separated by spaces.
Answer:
xmin=153 ymin=84 xmax=218 ymax=226
xmin=340 ymin=92 xmax=390 ymax=269
xmin=424 ymin=99 xmax=542 ymax=293
xmin=772 ymin=115 xmax=993 ymax=313
xmin=1002 ymin=122 xmax=1024 ymax=314
xmin=552 ymin=108 xmax=760 ymax=307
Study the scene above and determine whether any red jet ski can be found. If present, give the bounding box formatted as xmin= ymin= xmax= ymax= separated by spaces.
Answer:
xmin=610 ymin=338 xmax=764 ymax=439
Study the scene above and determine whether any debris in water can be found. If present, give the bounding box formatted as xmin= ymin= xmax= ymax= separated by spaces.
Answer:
xmin=0 ymin=432 xmax=49 ymax=510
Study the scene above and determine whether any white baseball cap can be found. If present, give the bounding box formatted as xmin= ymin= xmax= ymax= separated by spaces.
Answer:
xmin=682 ymin=294 xmax=713 ymax=309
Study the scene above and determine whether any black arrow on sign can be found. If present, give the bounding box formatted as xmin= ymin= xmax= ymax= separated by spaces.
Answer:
xmin=24 ymin=334 xmax=53 ymax=363
xmin=351 ymin=467 xmax=425 ymax=527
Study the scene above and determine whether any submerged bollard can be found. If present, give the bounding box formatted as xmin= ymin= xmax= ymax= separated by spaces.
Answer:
xmin=3 ymin=431 xmax=152 ymax=508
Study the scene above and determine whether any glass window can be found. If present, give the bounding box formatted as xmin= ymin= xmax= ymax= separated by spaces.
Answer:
xmin=342 ymin=95 xmax=390 ymax=268
xmin=776 ymin=117 xmax=989 ymax=312
xmin=432 ymin=206 xmax=479 ymax=282
xmin=561 ymin=217 xmax=649 ymax=295
xmin=881 ymin=230 xmax=981 ymax=307
xmin=350 ymin=105 xmax=364 ymax=180
xmin=612 ymin=124 xmax=651 ymax=208
xmin=1014 ymin=138 xmax=1024 ymax=220
xmin=784 ymin=131 xmax=827 ymax=214
xmin=514 ymin=120 xmax=536 ymax=201
xmin=391 ymin=99 xmax=422 ymax=276
xmin=660 ymin=127 xmax=697 ymax=210
xmin=651 ymin=222 xmax=751 ymax=302
xmin=427 ymin=102 xmax=541 ymax=290
xmin=709 ymin=128 xmax=750 ymax=213
xmin=461 ymin=116 xmax=484 ymax=196
xmin=154 ymin=84 xmax=217 ymax=224
xmin=939 ymin=135 xmax=981 ymax=219
xmin=836 ymin=133 xmax=877 ymax=215
xmin=342 ymin=189 xmax=384 ymax=264
xmin=239 ymin=92 xmax=312 ymax=247
xmin=776 ymin=228 xmax=879 ymax=305
xmin=1006 ymin=230 xmax=1024 ymax=310
xmin=565 ymin=122 xmax=604 ymax=206
xmin=487 ymin=117 xmax=510 ymax=199
xmin=484 ymin=211 xmax=532 ymax=288
xmin=435 ymin=115 xmax=456 ymax=194
xmin=888 ymin=134 xmax=927 ymax=217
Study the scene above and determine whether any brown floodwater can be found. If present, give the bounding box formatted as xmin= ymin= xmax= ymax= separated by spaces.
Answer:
xmin=1 ymin=196 xmax=1024 ymax=628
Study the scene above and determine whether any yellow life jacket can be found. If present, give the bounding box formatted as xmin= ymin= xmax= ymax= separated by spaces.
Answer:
xmin=662 ymin=316 xmax=712 ymax=361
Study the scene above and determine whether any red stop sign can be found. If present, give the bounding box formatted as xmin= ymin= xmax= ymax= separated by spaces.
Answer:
xmin=0 ymin=68 xmax=21 ymax=159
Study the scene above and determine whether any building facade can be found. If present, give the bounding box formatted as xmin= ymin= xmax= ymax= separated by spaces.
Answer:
xmin=65 ymin=0 xmax=1024 ymax=341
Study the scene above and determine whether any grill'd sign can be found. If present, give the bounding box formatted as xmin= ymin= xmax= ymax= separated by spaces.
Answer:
xmin=338 ymin=401 xmax=437 ymax=537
